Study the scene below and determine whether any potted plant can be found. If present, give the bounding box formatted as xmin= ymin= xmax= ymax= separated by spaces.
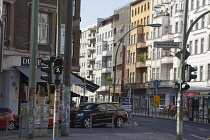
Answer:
xmin=137 ymin=53 xmax=146 ymax=62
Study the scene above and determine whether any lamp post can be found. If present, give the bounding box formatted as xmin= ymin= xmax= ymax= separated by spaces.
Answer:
xmin=113 ymin=24 xmax=162 ymax=102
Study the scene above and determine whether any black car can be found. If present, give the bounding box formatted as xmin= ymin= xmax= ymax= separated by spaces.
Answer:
xmin=73 ymin=102 xmax=128 ymax=128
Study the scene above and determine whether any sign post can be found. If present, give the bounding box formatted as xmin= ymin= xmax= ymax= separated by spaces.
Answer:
xmin=153 ymin=80 xmax=160 ymax=133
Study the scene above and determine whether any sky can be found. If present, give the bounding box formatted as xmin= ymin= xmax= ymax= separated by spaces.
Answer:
xmin=80 ymin=0 xmax=134 ymax=29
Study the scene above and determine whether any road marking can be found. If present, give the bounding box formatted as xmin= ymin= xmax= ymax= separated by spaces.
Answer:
xmin=184 ymin=125 xmax=191 ymax=127
xmin=189 ymin=134 xmax=206 ymax=140
xmin=198 ymin=128 xmax=207 ymax=131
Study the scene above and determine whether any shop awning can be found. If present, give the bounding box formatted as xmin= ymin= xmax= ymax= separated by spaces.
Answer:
xmin=15 ymin=66 xmax=84 ymax=85
xmin=15 ymin=66 xmax=99 ymax=92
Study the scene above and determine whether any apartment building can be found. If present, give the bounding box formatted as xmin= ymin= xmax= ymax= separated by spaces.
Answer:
xmin=0 ymin=0 xmax=81 ymax=114
xmin=126 ymin=0 xmax=151 ymax=107
xmin=78 ymin=23 xmax=97 ymax=103
xmin=112 ymin=3 xmax=131 ymax=99
xmin=146 ymin=0 xmax=210 ymax=111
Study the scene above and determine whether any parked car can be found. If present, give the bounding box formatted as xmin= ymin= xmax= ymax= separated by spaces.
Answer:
xmin=0 ymin=107 xmax=17 ymax=130
xmin=48 ymin=106 xmax=78 ymax=128
xmin=73 ymin=102 xmax=128 ymax=128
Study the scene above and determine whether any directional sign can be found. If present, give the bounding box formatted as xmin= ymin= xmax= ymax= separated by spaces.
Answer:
xmin=154 ymin=41 xmax=180 ymax=48
xmin=106 ymin=78 xmax=113 ymax=84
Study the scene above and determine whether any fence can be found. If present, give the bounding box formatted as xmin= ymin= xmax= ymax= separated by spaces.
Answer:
xmin=133 ymin=107 xmax=210 ymax=124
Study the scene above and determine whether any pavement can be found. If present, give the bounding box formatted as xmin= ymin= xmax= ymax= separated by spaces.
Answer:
xmin=0 ymin=122 xmax=176 ymax=140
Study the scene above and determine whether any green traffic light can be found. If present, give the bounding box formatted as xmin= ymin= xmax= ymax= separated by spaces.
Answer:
xmin=54 ymin=66 xmax=62 ymax=74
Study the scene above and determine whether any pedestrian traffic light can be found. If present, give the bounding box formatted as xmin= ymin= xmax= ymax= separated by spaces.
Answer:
xmin=181 ymin=83 xmax=190 ymax=91
xmin=53 ymin=57 xmax=62 ymax=74
xmin=185 ymin=64 xmax=197 ymax=82
xmin=173 ymin=81 xmax=180 ymax=89
xmin=41 ymin=57 xmax=52 ymax=83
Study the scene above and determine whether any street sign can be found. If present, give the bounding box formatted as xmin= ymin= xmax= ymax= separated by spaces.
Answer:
xmin=153 ymin=95 xmax=160 ymax=106
xmin=106 ymin=78 xmax=113 ymax=84
xmin=154 ymin=41 xmax=180 ymax=48
xmin=153 ymin=80 xmax=160 ymax=88
xmin=175 ymin=50 xmax=191 ymax=60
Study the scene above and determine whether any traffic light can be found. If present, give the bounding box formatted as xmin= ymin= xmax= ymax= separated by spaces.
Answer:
xmin=41 ymin=57 xmax=52 ymax=83
xmin=173 ymin=81 xmax=180 ymax=89
xmin=185 ymin=64 xmax=197 ymax=82
xmin=181 ymin=83 xmax=190 ymax=91
xmin=53 ymin=57 xmax=62 ymax=74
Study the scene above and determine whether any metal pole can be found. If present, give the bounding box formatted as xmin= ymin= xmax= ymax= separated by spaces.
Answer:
xmin=52 ymin=1 xmax=61 ymax=139
xmin=27 ymin=0 xmax=38 ymax=139
xmin=83 ymin=78 xmax=86 ymax=105
xmin=61 ymin=0 xmax=73 ymax=136
xmin=176 ymin=0 xmax=188 ymax=139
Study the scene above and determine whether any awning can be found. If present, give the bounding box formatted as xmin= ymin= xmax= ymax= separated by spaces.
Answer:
xmin=72 ymin=73 xmax=100 ymax=92
xmin=15 ymin=66 xmax=99 ymax=92
xmin=71 ymin=91 xmax=80 ymax=97
xmin=15 ymin=66 xmax=84 ymax=85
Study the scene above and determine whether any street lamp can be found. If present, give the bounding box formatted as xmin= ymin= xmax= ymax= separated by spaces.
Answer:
xmin=113 ymin=23 xmax=162 ymax=102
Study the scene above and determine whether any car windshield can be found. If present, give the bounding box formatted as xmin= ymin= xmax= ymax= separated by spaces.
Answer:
xmin=80 ymin=104 xmax=94 ymax=110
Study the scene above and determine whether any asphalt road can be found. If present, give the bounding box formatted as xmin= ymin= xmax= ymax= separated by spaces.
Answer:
xmin=135 ymin=116 xmax=210 ymax=140
xmin=0 ymin=116 xmax=209 ymax=140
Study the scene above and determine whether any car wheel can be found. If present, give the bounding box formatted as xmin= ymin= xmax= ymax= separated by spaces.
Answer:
xmin=8 ymin=121 xmax=15 ymax=130
xmin=83 ymin=117 xmax=91 ymax=128
xmin=114 ymin=117 xmax=124 ymax=128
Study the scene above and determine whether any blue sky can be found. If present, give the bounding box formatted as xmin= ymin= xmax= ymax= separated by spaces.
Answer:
xmin=80 ymin=0 xmax=134 ymax=29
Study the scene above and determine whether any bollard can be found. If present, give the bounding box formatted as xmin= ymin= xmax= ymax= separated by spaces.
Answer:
xmin=111 ymin=115 xmax=114 ymax=133
xmin=90 ymin=115 xmax=92 ymax=133
xmin=5 ymin=117 xmax=9 ymax=136
xmin=132 ymin=115 xmax=134 ymax=133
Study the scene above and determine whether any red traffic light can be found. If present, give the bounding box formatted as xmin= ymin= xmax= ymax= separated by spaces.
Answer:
xmin=54 ymin=58 xmax=62 ymax=67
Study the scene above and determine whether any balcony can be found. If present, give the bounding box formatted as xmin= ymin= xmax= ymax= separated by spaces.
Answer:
xmin=136 ymin=61 xmax=146 ymax=68
xmin=145 ymin=59 xmax=152 ymax=66
xmin=102 ymin=50 xmax=112 ymax=56
xmin=87 ymin=34 xmax=95 ymax=40
xmin=99 ymin=85 xmax=110 ymax=91
xmin=136 ymin=42 xmax=146 ymax=49
xmin=86 ymin=65 xmax=94 ymax=71
xmin=161 ymin=55 xmax=173 ymax=64
xmin=87 ymin=55 xmax=96 ymax=61
xmin=101 ymin=67 xmax=112 ymax=73
xmin=87 ymin=44 xmax=96 ymax=51
xmin=154 ymin=12 xmax=170 ymax=19
xmin=161 ymin=33 xmax=174 ymax=41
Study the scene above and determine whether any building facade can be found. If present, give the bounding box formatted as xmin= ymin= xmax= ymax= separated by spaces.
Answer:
xmin=0 ymin=0 xmax=81 ymax=114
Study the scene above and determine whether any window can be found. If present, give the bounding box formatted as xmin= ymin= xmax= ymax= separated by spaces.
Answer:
xmin=201 ymin=38 xmax=204 ymax=53
xmin=97 ymin=104 xmax=106 ymax=111
xmin=141 ymin=5 xmax=143 ymax=12
xmin=189 ymin=41 xmax=193 ymax=54
xmin=197 ymin=0 xmax=199 ymax=8
xmin=203 ymin=0 xmax=205 ymax=6
xmin=201 ymin=16 xmax=205 ymax=28
xmin=156 ymin=68 xmax=159 ymax=80
xmin=138 ymin=7 xmax=140 ymax=14
xmin=194 ymin=67 xmax=197 ymax=81
xmin=106 ymin=104 xmax=117 ymax=110
xmin=132 ymin=10 xmax=134 ymax=17
xmin=147 ymin=16 xmax=149 ymax=25
xmin=191 ymin=0 xmax=194 ymax=10
xmin=175 ymin=22 xmax=178 ymax=33
xmin=208 ymin=64 xmax=210 ymax=80
xmin=170 ymin=6 xmax=173 ymax=17
xmin=195 ymin=22 xmax=198 ymax=30
xmin=144 ymin=4 xmax=146 ymax=11
xmin=152 ymin=68 xmax=155 ymax=80
xmin=200 ymin=66 xmax=203 ymax=81
xmin=175 ymin=4 xmax=178 ymax=13
xmin=195 ymin=40 xmax=198 ymax=54
xmin=174 ymin=68 xmax=177 ymax=80
xmin=148 ymin=2 xmax=150 ymax=9
xmin=2 ymin=3 xmax=10 ymax=46
xmin=38 ymin=13 xmax=50 ymax=44
xmin=144 ymin=17 xmax=146 ymax=25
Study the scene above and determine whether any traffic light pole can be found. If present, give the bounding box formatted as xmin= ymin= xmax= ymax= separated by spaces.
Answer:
xmin=52 ymin=0 xmax=61 ymax=139
xmin=176 ymin=1 xmax=210 ymax=139
xmin=27 ymin=0 xmax=38 ymax=139
xmin=61 ymin=0 xmax=73 ymax=136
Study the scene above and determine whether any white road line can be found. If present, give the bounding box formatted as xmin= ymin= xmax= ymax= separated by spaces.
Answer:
xmin=198 ymin=128 xmax=207 ymax=131
xmin=189 ymin=134 xmax=206 ymax=140
xmin=184 ymin=125 xmax=191 ymax=127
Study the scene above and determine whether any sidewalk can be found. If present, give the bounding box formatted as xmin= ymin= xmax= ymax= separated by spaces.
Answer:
xmin=0 ymin=132 xmax=175 ymax=140
xmin=0 ymin=122 xmax=176 ymax=140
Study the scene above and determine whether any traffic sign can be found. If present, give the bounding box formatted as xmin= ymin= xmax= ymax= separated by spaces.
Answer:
xmin=106 ymin=77 xmax=113 ymax=84
xmin=154 ymin=41 xmax=180 ymax=48
xmin=153 ymin=80 xmax=160 ymax=88
xmin=153 ymin=95 xmax=160 ymax=106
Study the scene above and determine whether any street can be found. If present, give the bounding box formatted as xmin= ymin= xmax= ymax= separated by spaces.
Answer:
xmin=0 ymin=116 xmax=209 ymax=140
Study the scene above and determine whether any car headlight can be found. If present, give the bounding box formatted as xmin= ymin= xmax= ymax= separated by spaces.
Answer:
xmin=76 ymin=113 xmax=84 ymax=117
